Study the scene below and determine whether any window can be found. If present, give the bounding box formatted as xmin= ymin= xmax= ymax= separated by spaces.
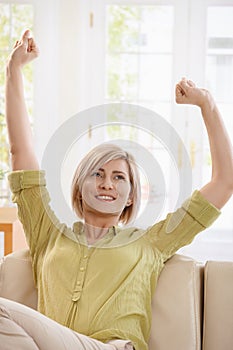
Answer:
xmin=0 ymin=2 xmax=34 ymax=205
xmin=81 ymin=0 xmax=233 ymax=261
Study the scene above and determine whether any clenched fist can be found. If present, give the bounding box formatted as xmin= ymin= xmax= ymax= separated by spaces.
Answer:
xmin=8 ymin=29 xmax=39 ymax=68
xmin=175 ymin=78 xmax=214 ymax=110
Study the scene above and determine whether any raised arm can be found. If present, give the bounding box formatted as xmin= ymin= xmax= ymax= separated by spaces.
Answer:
xmin=176 ymin=78 xmax=233 ymax=209
xmin=5 ymin=29 xmax=39 ymax=171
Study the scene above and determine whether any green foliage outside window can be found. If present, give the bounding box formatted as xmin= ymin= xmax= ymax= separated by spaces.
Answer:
xmin=107 ymin=5 xmax=140 ymax=102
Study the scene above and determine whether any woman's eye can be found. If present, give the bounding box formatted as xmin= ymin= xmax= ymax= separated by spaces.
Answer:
xmin=115 ymin=175 xmax=125 ymax=181
xmin=91 ymin=171 xmax=102 ymax=178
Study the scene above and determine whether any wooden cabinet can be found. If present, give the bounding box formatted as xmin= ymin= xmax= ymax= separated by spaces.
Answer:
xmin=0 ymin=207 xmax=18 ymax=255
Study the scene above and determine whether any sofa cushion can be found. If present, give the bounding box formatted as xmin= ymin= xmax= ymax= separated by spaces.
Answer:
xmin=0 ymin=248 xmax=37 ymax=309
xmin=149 ymin=254 xmax=203 ymax=350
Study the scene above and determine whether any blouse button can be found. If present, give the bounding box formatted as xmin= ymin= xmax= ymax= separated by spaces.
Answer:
xmin=80 ymin=267 xmax=85 ymax=272
xmin=72 ymin=291 xmax=81 ymax=302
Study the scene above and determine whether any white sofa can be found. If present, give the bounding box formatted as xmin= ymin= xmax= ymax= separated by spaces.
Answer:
xmin=1 ymin=249 xmax=233 ymax=350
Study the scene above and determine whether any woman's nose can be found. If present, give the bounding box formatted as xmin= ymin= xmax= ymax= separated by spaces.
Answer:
xmin=99 ymin=177 xmax=114 ymax=190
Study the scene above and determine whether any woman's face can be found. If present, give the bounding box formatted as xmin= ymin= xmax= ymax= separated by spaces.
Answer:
xmin=81 ymin=159 xmax=132 ymax=219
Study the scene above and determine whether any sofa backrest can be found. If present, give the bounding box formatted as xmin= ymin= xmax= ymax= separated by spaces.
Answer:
xmin=0 ymin=249 xmax=204 ymax=350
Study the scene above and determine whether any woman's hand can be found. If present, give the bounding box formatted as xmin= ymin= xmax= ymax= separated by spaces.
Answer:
xmin=175 ymin=78 xmax=214 ymax=110
xmin=8 ymin=29 xmax=39 ymax=68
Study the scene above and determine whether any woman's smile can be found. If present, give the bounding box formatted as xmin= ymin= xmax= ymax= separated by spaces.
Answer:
xmin=95 ymin=194 xmax=116 ymax=202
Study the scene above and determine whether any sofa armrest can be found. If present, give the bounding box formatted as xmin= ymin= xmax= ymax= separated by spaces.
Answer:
xmin=203 ymin=260 xmax=233 ymax=350
xmin=149 ymin=254 xmax=204 ymax=350
xmin=0 ymin=248 xmax=37 ymax=310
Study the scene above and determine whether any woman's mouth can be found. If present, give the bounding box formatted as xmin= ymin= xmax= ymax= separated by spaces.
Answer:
xmin=95 ymin=195 xmax=116 ymax=202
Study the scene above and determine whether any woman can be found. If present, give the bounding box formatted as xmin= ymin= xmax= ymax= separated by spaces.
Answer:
xmin=0 ymin=30 xmax=233 ymax=350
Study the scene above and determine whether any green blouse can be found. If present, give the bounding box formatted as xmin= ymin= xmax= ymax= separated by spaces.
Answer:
xmin=8 ymin=170 xmax=220 ymax=350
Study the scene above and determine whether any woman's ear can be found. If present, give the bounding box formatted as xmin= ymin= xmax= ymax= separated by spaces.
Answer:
xmin=126 ymin=198 xmax=133 ymax=207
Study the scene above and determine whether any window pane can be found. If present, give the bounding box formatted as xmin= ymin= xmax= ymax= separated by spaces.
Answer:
xmin=107 ymin=5 xmax=140 ymax=53
xmin=0 ymin=5 xmax=10 ymax=50
xmin=206 ymin=55 xmax=233 ymax=102
xmin=139 ymin=6 xmax=173 ymax=53
xmin=139 ymin=54 xmax=172 ymax=102
xmin=206 ymin=7 xmax=233 ymax=101
xmin=106 ymin=53 xmax=138 ymax=101
xmin=106 ymin=5 xmax=174 ymax=106
xmin=205 ymin=6 xmax=233 ymax=231
xmin=0 ymin=3 xmax=33 ymax=206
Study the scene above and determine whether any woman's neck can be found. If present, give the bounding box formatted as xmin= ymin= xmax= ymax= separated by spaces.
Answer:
xmin=83 ymin=215 xmax=119 ymax=244
xmin=83 ymin=224 xmax=108 ymax=244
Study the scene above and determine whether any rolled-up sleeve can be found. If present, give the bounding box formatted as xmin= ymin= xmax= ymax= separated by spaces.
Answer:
xmin=145 ymin=190 xmax=221 ymax=261
xmin=8 ymin=170 xmax=65 ymax=259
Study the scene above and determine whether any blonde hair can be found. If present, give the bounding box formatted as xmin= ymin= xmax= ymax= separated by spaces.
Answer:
xmin=71 ymin=143 xmax=141 ymax=224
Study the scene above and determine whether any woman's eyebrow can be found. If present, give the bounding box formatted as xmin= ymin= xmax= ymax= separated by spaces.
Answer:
xmin=99 ymin=168 xmax=127 ymax=176
xmin=112 ymin=170 xmax=127 ymax=175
